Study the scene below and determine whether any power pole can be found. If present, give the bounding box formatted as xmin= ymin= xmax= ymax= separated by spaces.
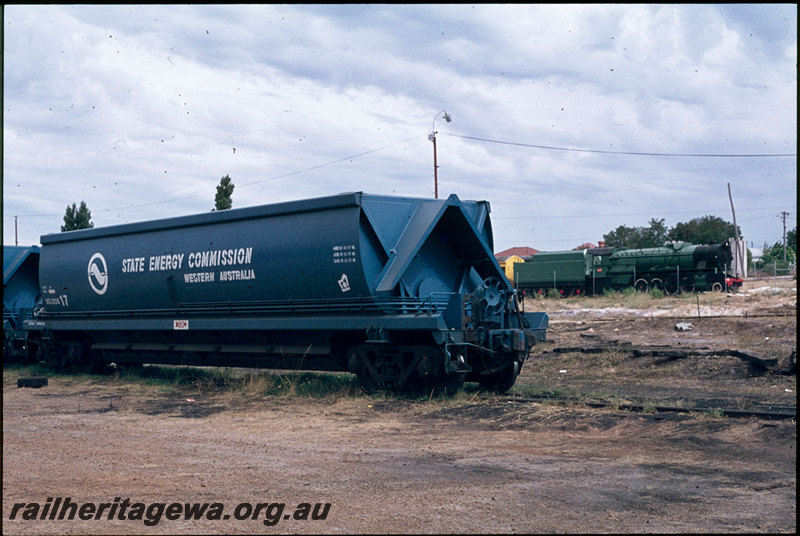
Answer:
xmin=727 ymin=183 xmax=743 ymax=277
xmin=429 ymin=110 xmax=451 ymax=199
xmin=781 ymin=211 xmax=789 ymax=262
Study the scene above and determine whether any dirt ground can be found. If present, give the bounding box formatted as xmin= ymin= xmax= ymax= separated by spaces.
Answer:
xmin=2 ymin=278 xmax=796 ymax=534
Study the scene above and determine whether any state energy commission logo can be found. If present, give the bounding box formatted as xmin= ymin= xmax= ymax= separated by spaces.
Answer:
xmin=88 ymin=253 xmax=108 ymax=295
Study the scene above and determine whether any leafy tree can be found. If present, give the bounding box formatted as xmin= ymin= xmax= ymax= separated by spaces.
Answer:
xmin=602 ymin=224 xmax=637 ymax=248
xmin=759 ymin=226 xmax=798 ymax=268
xmin=642 ymin=218 xmax=669 ymax=248
xmin=61 ymin=201 xmax=94 ymax=232
xmin=759 ymin=241 xmax=796 ymax=271
xmin=668 ymin=215 xmax=740 ymax=245
xmin=603 ymin=225 xmax=636 ymax=247
xmin=214 ymin=175 xmax=234 ymax=211
xmin=602 ymin=218 xmax=668 ymax=249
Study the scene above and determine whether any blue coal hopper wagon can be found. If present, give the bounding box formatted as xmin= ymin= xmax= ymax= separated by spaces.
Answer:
xmin=25 ymin=192 xmax=547 ymax=394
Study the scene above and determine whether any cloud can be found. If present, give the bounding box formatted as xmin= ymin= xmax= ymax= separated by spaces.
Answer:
xmin=3 ymin=4 xmax=796 ymax=252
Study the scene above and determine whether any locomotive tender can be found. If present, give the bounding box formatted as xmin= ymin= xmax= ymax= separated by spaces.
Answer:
xmin=514 ymin=241 xmax=743 ymax=296
xmin=17 ymin=192 xmax=548 ymax=394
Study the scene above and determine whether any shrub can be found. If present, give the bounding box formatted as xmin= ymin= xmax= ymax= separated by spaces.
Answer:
xmin=649 ymin=288 xmax=665 ymax=299
xmin=602 ymin=288 xmax=620 ymax=299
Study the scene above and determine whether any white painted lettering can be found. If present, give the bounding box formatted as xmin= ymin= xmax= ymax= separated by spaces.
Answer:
xmin=183 ymin=272 xmax=215 ymax=283
xmin=219 ymin=269 xmax=256 ymax=281
xmin=187 ymin=247 xmax=253 ymax=269
xmin=146 ymin=254 xmax=185 ymax=272
xmin=124 ymin=248 xmax=251 ymax=273
xmin=122 ymin=257 xmax=146 ymax=273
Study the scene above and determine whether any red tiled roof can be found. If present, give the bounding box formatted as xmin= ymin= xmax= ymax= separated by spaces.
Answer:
xmin=495 ymin=246 xmax=540 ymax=260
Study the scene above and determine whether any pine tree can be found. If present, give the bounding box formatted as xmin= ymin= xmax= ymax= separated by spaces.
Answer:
xmin=214 ymin=175 xmax=234 ymax=211
xmin=61 ymin=201 xmax=94 ymax=231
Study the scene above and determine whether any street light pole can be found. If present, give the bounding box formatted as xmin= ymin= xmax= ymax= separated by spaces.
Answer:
xmin=431 ymin=134 xmax=439 ymax=199
xmin=429 ymin=110 xmax=451 ymax=199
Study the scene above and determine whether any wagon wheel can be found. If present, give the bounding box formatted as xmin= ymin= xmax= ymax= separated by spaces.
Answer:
xmin=88 ymin=348 xmax=105 ymax=374
xmin=478 ymin=360 xmax=520 ymax=394
xmin=348 ymin=346 xmax=383 ymax=393
xmin=37 ymin=341 xmax=63 ymax=368
xmin=679 ymin=276 xmax=695 ymax=294
xmin=711 ymin=281 xmax=724 ymax=292
xmin=418 ymin=371 xmax=466 ymax=397
xmin=664 ymin=276 xmax=679 ymax=295
xmin=634 ymin=278 xmax=649 ymax=293
xmin=649 ymin=278 xmax=664 ymax=292
xmin=36 ymin=343 xmax=51 ymax=367
xmin=3 ymin=337 xmax=14 ymax=362
xmin=356 ymin=369 xmax=380 ymax=394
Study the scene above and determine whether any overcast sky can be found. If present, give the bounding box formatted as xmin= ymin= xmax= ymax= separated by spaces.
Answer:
xmin=3 ymin=4 xmax=797 ymax=253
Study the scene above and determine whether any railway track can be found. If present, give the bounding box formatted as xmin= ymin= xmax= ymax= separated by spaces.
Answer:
xmin=545 ymin=312 xmax=794 ymax=322
xmin=505 ymin=394 xmax=797 ymax=421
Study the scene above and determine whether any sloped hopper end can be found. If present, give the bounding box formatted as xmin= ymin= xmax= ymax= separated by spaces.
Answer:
xmin=3 ymin=246 xmax=41 ymax=324
xmin=366 ymin=195 xmax=507 ymax=302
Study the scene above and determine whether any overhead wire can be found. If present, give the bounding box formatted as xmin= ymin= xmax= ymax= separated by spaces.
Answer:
xmin=446 ymin=133 xmax=797 ymax=158
xmin=451 ymin=133 xmax=795 ymax=228
xmin=494 ymin=206 xmax=797 ymax=220
xmin=10 ymin=131 xmax=795 ymax=220
xmin=11 ymin=135 xmax=425 ymax=218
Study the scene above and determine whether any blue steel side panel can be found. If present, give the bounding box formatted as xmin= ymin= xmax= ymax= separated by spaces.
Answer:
xmin=40 ymin=193 xmax=365 ymax=245
xmin=27 ymin=313 xmax=447 ymax=332
xmin=39 ymin=203 xmax=369 ymax=313
xmin=3 ymin=246 xmax=41 ymax=328
xmin=4 ymin=246 xmax=40 ymax=285
xmin=358 ymin=196 xmax=421 ymax=256
xmin=37 ymin=192 xmax=508 ymax=320
xmin=371 ymin=200 xmax=447 ymax=292
xmin=523 ymin=311 xmax=549 ymax=342
xmin=458 ymin=199 xmax=493 ymax=250
xmin=360 ymin=194 xmax=505 ymax=295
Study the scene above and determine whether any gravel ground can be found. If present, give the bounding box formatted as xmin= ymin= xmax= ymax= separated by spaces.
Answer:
xmin=2 ymin=278 xmax=796 ymax=534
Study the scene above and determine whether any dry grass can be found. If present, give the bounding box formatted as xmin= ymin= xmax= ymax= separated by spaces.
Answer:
xmin=523 ymin=276 xmax=796 ymax=318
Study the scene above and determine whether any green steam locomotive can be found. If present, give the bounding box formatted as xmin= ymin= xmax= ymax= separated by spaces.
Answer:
xmin=513 ymin=242 xmax=743 ymax=296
